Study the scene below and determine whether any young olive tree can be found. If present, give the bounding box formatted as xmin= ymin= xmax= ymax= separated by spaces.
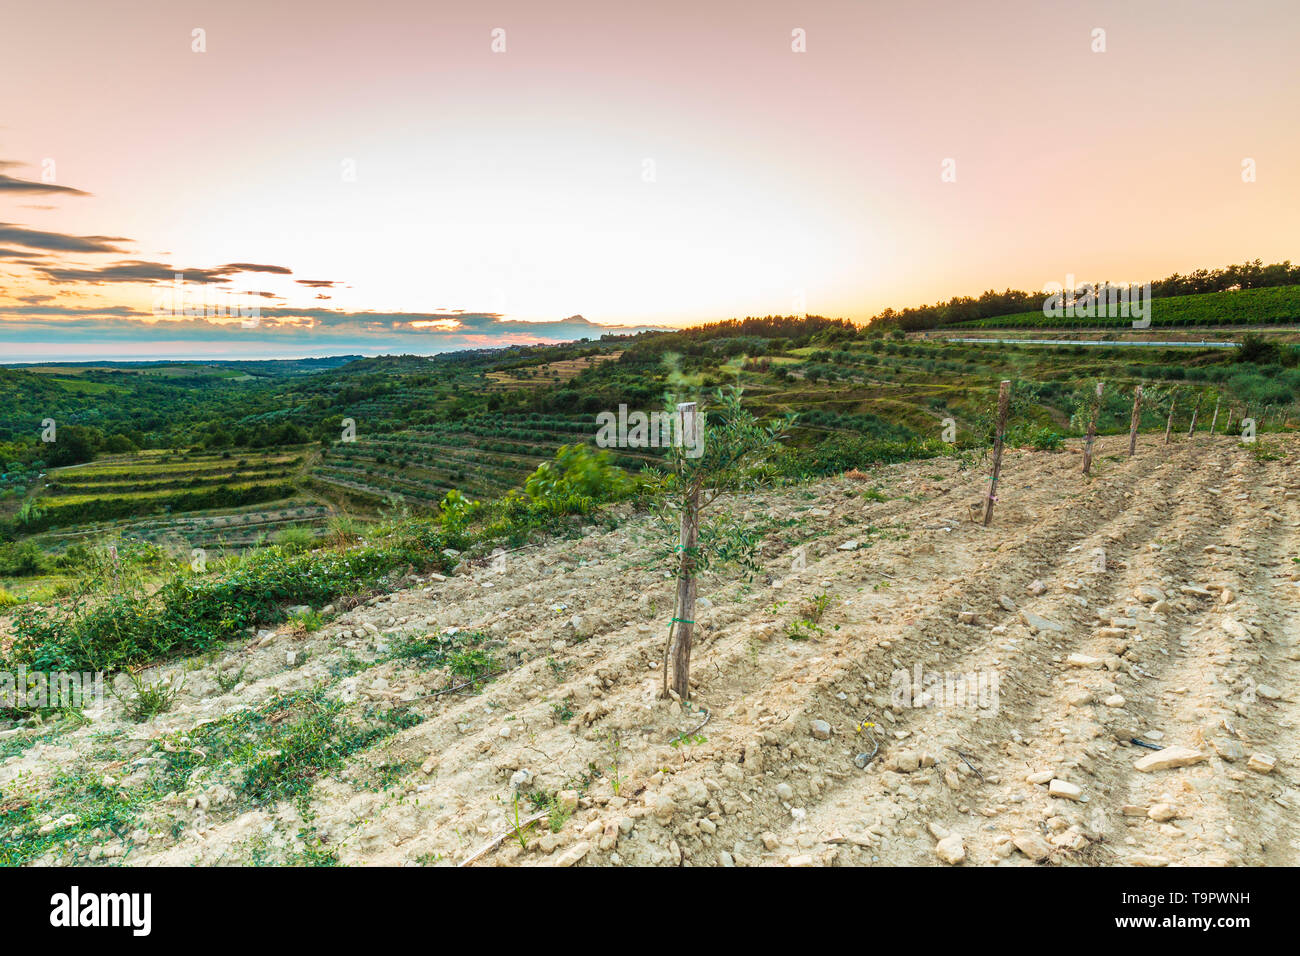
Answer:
xmin=656 ymin=387 xmax=793 ymax=700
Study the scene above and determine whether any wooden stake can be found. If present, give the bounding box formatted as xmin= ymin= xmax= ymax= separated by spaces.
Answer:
xmin=1082 ymin=380 xmax=1103 ymax=475
xmin=1208 ymin=398 xmax=1220 ymax=437
xmin=1127 ymin=385 xmax=1143 ymax=456
xmin=983 ymin=380 xmax=1011 ymax=527
xmin=1164 ymin=392 xmax=1177 ymax=445
xmin=1187 ymin=396 xmax=1201 ymax=437
xmin=668 ymin=402 xmax=700 ymax=700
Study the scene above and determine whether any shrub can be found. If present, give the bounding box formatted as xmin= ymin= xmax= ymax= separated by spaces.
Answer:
xmin=524 ymin=444 xmax=631 ymax=503
xmin=0 ymin=541 xmax=47 ymax=577
xmin=273 ymin=526 xmax=316 ymax=553
xmin=1013 ymin=426 xmax=1066 ymax=451
xmin=1235 ymin=333 xmax=1280 ymax=365
xmin=8 ymin=525 xmax=453 ymax=672
xmin=119 ymin=671 xmax=183 ymax=722
xmin=771 ymin=435 xmax=947 ymax=479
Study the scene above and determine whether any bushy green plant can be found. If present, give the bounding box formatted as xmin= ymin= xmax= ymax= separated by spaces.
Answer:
xmin=0 ymin=541 xmax=47 ymax=577
xmin=273 ymin=526 xmax=316 ymax=553
xmin=1013 ymin=425 xmax=1066 ymax=451
xmin=438 ymin=488 xmax=480 ymax=536
xmin=119 ymin=671 xmax=182 ymax=722
xmin=524 ymin=444 xmax=631 ymax=504
xmin=770 ymin=435 xmax=947 ymax=480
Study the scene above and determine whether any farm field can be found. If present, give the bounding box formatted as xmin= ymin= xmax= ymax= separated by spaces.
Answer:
xmin=1 ymin=432 xmax=1294 ymax=866
xmin=5 ymin=315 xmax=1300 ymax=556
xmin=0 ymin=311 xmax=1297 ymax=871
xmin=485 ymin=351 xmax=622 ymax=389
xmin=952 ymin=285 xmax=1300 ymax=331
xmin=312 ymin=414 xmax=664 ymax=503
xmin=10 ymin=448 xmax=330 ymax=547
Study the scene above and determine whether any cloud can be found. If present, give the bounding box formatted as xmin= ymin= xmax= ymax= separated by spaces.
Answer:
xmin=38 ymin=260 xmax=230 ymax=284
xmin=0 ymin=223 xmax=129 ymax=253
xmin=221 ymin=262 xmax=293 ymax=275
xmin=0 ymin=160 xmax=341 ymax=303
xmin=0 ymin=307 xmax=665 ymax=361
xmin=1 ymin=303 xmax=150 ymax=317
xmin=36 ymin=259 xmax=299 ymax=285
xmin=0 ymin=173 xmax=91 ymax=197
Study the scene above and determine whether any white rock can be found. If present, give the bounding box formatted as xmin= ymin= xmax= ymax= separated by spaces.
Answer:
xmin=934 ymin=834 xmax=966 ymax=864
xmin=553 ymin=841 xmax=590 ymax=867
xmin=1135 ymin=585 xmax=1164 ymax=603
xmin=1247 ymin=753 xmax=1276 ymax=774
xmin=1066 ymin=653 xmax=1104 ymax=668
xmin=1012 ymin=832 xmax=1052 ymax=861
xmin=1133 ymin=746 xmax=1208 ymax=772
xmin=1048 ymin=779 xmax=1083 ymax=801
xmin=1147 ymin=803 xmax=1178 ymax=822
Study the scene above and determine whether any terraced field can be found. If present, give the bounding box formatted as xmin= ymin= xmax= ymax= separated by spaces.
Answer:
xmin=19 ymin=448 xmax=331 ymax=547
xmin=3 ymin=431 xmax=1294 ymax=867
xmin=485 ymin=352 xmax=622 ymax=389
xmin=312 ymin=415 xmax=666 ymax=503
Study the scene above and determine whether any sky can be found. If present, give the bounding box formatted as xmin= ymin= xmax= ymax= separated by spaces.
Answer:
xmin=1 ymin=0 xmax=1297 ymax=361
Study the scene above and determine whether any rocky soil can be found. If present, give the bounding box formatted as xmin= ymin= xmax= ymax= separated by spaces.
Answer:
xmin=3 ymin=433 xmax=1297 ymax=867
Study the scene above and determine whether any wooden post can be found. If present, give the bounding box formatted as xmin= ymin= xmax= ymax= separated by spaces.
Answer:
xmin=1187 ymin=396 xmax=1201 ymax=437
xmin=1208 ymin=398 xmax=1220 ymax=437
xmin=668 ymin=402 xmax=700 ymax=701
xmin=983 ymin=380 xmax=1011 ymax=527
xmin=1127 ymin=385 xmax=1143 ymax=456
xmin=1082 ymin=381 xmax=1103 ymax=475
xmin=1164 ymin=392 xmax=1177 ymax=445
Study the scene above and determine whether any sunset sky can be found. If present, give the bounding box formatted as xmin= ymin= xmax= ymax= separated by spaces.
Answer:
xmin=2 ymin=0 xmax=1297 ymax=361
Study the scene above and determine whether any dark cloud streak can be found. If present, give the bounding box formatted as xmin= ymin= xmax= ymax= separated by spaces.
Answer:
xmin=0 ymin=223 xmax=128 ymax=253
xmin=0 ymin=174 xmax=91 ymax=196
